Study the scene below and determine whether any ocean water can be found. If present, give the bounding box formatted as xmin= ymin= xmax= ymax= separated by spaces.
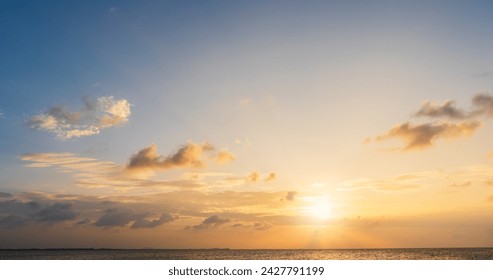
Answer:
xmin=1 ymin=248 xmax=493 ymax=260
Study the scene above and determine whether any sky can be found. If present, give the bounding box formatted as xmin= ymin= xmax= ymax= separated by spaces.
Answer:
xmin=1 ymin=0 xmax=493 ymax=249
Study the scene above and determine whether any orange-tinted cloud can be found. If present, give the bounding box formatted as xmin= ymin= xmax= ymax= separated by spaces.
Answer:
xmin=374 ymin=121 xmax=480 ymax=151
xmin=245 ymin=172 xmax=260 ymax=183
xmin=265 ymin=172 xmax=277 ymax=182
xmin=127 ymin=142 xmax=215 ymax=171
xmin=285 ymin=191 xmax=297 ymax=201
xmin=370 ymin=93 xmax=493 ymax=151
xmin=213 ymin=150 xmax=236 ymax=164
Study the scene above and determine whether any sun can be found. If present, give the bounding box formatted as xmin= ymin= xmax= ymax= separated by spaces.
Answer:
xmin=304 ymin=196 xmax=333 ymax=220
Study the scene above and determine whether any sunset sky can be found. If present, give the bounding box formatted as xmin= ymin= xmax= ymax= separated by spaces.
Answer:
xmin=1 ymin=0 xmax=493 ymax=249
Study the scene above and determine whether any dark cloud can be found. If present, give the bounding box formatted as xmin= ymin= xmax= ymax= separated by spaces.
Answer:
xmin=131 ymin=213 xmax=176 ymax=229
xmin=374 ymin=121 xmax=480 ymax=151
xmin=76 ymin=218 xmax=92 ymax=225
xmin=472 ymin=93 xmax=493 ymax=117
xmin=0 ymin=199 xmax=78 ymax=227
xmin=231 ymin=223 xmax=245 ymax=228
xmin=188 ymin=215 xmax=231 ymax=230
xmin=95 ymin=208 xmax=175 ymax=229
xmin=414 ymin=101 xmax=468 ymax=120
xmin=34 ymin=203 xmax=78 ymax=222
xmin=253 ymin=222 xmax=271 ymax=231
xmin=0 ymin=215 xmax=27 ymax=228
xmin=95 ymin=208 xmax=136 ymax=227
xmin=0 ymin=192 xmax=12 ymax=198
xmin=413 ymin=93 xmax=493 ymax=120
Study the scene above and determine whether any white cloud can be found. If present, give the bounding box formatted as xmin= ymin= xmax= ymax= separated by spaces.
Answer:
xmin=28 ymin=96 xmax=131 ymax=140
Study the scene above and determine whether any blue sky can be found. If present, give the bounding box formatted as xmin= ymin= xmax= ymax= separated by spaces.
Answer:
xmin=1 ymin=0 xmax=493 ymax=248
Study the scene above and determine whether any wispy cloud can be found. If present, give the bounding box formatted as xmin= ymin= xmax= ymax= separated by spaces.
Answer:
xmin=21 ymin=152 xmax=208 ymax=190
xmin=28 ymin=96 xmax=131 ymax=140
xmin=342 ymin=165 xmax=493 ymax=192
xmin=21 ymin=142 xmax=276 ymax=191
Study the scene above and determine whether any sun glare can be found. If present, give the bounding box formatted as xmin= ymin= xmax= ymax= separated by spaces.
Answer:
xmin=304 ymin=196 xmax=333 ymax=220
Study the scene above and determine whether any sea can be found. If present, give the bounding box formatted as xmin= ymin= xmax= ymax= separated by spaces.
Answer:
xmin=1 ymin=248 xmax=493 ymax=260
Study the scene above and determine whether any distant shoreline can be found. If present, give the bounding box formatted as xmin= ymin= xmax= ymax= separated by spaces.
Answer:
xmin=2 ymin=248 xmax=492 ymax=260
xmin=1 ymin=247 xmax=492 ymax=251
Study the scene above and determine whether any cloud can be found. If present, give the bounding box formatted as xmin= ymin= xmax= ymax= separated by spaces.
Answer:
xmin=21 ymin=148 xmax=269 ymax=191
xmin=0 ymin=215 xmax=26 ymax=228
xmin=487 ymin=195 xmax=493 ymax=202
xmin=0 ymin=190 xmax=295 ymax=233
xmin=94 ymin=208 xmax=136 ymax=227
xmin=265 ymin=172 xmax=277 ymax=182
xmin=285 ymin=191 xmax=297 ymax=201
xmin=213 ymin=150 xmax=236 ymax=164
xmin=0 ymin=192 xmax=12 ymax=198
xmin=342 ymin=165 xmax=493 ymax=192
xmin=34 ymin=202 xmax=78 ymax=222
xmin=94 ymin=207 xmax=177 ymax=229
xmin=413 ymin=93 xmax=493 ymax=120
xmin=245 ymin=172 xmax=260 ymax=183
xmin=342 ymin=216 xmax=387 ymax=228
xmin=217 ymin=172 xmax=277 ymax=186
xmin=188 ymin=215 xmax=231 ymax=230
xmin=28 ymin=96 xmax=131 ymax=140
xmin=414 ymin=100 xmax=468 ymax=120
xmin=0 ymin=198 xmax=79 ymax=228
xmin=369 ymin=93 xmax=493 ymax=151
xmin=127 ymin=142 xmax=216 ymax=171
xmin=341 ymin=171 xmax=443 ymax=192
xmin=131 ymin=213 xmax=176 ymax=229
xmin=374 ymin=121 xmax=480 ymax=151
xmin=252 ymin=222 xmax=271 ymax=231
xmin=21 ymin=152 xmax=207 ymax=190
xmin=448 ymin=182 xmax=471 ymax=189
xmin=471 ymin=93 xmax=493 ymax=117
xmin=6 ymin=192 xmax=178 ymax=230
